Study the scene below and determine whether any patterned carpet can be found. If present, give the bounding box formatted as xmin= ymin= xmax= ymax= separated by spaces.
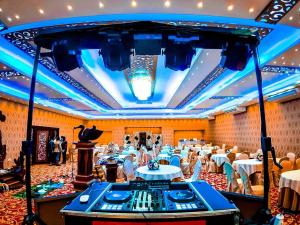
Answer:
xmin=0 ymin=162 xmax=299 ymax=225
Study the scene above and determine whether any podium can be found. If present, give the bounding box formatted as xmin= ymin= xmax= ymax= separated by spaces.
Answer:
xmin=72 ymin=142 xmax=95 ymax=190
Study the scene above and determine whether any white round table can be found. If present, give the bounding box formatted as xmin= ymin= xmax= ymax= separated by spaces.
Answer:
xmin=135 ymin=165 xmax=183 ymax=181
xmin=279 ymin=170 xmax=300 ymax=195
xmin=278 ymin=169 xmax=300 ymax=211
xmin=211 ymin=154 xmax=230 ymax=167
xmin=232 ymin=159 xmax=262 ymax=176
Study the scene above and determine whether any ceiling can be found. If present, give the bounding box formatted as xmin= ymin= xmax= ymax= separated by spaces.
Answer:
xmin=0 ymin=0 xmax=299 ymax=119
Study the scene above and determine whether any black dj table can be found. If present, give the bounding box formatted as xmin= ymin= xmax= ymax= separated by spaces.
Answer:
xmin=61 ymin=180 xmax=239 ymax=225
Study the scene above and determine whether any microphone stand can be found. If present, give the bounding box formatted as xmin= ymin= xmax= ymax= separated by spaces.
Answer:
xmin=21 ymin=45 xmax=46 ymax=225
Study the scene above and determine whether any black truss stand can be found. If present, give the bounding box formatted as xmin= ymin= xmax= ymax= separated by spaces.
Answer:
xmin=251 ymin=45 xmax=282 ymax=224
xmin=21 ymin=45 xmax=46 ymax=225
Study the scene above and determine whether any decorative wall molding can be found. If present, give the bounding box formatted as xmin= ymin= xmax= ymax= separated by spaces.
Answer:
xmin=256 ymin=0 xmax=298 ymax=24
xmin=176 ymin=66 xmax=226 ymax=109
xmin=262 ymin=65 xmax=300 ymax=74
xmin=0 ymin=70 xmax=23 ymax=78
xmin=210 ymin=96 xmax=242 ymax=100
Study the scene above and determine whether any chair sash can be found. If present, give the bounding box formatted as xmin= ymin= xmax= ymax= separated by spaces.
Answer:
xmin=224 ymin=162 xmax=240 ymax=193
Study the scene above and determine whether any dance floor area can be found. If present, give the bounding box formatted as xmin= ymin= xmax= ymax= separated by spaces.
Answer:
xmin=0 ymin=162 xmax=298 ymax=225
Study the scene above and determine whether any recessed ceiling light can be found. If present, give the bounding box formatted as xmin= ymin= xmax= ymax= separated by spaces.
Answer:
xmin=281 ymin=56 xmax=285 ymax=60
xmin=3 ymin=66 xmax=7 ymax=69
xmin=15 ymin=14 xmax=20 ymax=20
xmin=249 ymin=7 xmax=254 ymax=13
xmin=227 ymin=4 xmax=234 ymax=11
xmin=7 ymin=17 xmax=12 ymax=22
xmin=282 ymin=62 xmax=286 ymax=65
xmin=273 ymin=61 xmax=277 ymax=64
xmin=197 ymin=2 xmax=203 ymax=8
xmin=99 ymin=2 xmax=104 ymax=8
xmin=164 ymin=0 xmax=171 ymax=7
xmin=291 ymin=62 xmax=295 ymax=65
xmin=0 ymin=8 xmax=2 ymax=12
xmin=67 ymin=5 xmax=73 ymax=11
xmin=206 ymin=52 xmax=209 ymax=55
xmin=289 ymin=16 xmax=293 ymax=21
xmin=38 ymin=9 xmax=44 ymax=14
xmin=131 ymin=0 xmax=137 ymax=7
xmin=295 ymin=48 xmax=298 ymax=52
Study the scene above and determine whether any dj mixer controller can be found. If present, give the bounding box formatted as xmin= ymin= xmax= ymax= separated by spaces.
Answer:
xmin=92 ymin=180 xmax=207 ymax=212
xmin=62 ymin=180 xmax=239 ymax=225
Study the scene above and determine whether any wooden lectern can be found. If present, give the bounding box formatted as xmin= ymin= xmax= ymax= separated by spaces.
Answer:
xmin=72 ymin=142 xmax=95 ymax=190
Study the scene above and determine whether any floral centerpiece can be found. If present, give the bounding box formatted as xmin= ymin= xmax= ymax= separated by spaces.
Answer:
xmin=148 ymin=159 xmax=160 ymax=170
xmin=256 ymin=153 xmax=263 ymax=161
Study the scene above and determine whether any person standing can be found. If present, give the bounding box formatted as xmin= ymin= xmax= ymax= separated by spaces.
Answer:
xmin=53 ymin=136 xmax=62 ymax=166
xmin=48 ymin=137 xmax=55 ymax=166
xmin=61 ymin=136 xmax=67 ymax=164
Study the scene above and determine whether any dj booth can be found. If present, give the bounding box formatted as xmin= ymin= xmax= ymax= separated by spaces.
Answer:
xmin=61 ymin=180 xmax=239 ymax=225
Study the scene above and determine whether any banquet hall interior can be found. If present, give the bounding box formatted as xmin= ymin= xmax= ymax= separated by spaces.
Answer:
xmin=0 ymin=1 xmax=299 ymax=225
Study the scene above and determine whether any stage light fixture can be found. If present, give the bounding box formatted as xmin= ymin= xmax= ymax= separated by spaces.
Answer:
xmin=220 ymin=43 xmax=251 ymax=71
xmin=51 ymin=40 xmax=82 ymax=72
xmin=99 ymin=40 xmax=132 ymax=71
xmin=163 ymin=43 xmax=196 ymax=71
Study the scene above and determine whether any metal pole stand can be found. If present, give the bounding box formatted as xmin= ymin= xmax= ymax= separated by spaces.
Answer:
xmin=21 ymin=46 xmax=46 ymax=225
xmin=252 ymin=44 xmax=282 ymax=224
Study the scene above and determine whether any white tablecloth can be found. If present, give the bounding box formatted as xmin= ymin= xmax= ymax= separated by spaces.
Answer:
xmin=156 ymin=154 xmax=182 ymax=161
xmin=211 ymin=154 xmax=230 ymax=167
xmin=135 ymin=165 xmax=183 ymax=181
xmin=198 ymin=149 xmax=212 ymax=156
xmin=232 ymin=159 xmax=262 ymax=176
xmin=279 ymin=170 xmax=300 ymax=194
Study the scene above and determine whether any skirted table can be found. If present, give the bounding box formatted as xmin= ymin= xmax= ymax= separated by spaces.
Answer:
xmin=278 ymin=169 xmax=300 ymax=211
xmin=135 ymin=165 xmax=183 ymax=181
xmin=232 ymin=159 xmax=263 ymax=176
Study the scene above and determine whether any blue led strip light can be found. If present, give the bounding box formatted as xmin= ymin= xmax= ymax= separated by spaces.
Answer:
xmin=3 ymin=32 xmax=113 ymax=109
xmin=0 ymin=38 xmax=108 ymax=113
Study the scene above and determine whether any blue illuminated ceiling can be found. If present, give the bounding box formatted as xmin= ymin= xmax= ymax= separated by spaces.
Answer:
xmin=0 ymin=0 xmax=299 ymax=119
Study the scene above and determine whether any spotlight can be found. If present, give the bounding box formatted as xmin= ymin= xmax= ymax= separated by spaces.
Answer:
xmin=164 ymin=43 xmax=196 ymax=71
xmin=51 ymin=40 xmax=82 ymax=72
xmin=99 ymin=39 xmax=132 ymax=71
xmin=220 ymin=43 xmax=251 ymax=71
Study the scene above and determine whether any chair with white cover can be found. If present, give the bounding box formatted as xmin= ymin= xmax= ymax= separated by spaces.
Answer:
xmin=237 ymin=153 xmax=249 ymax=160
xmin=186 ymin=160 xmax=202 ymax=182
xmin=223 ymin=162 xmax=241 ymax=193
xmin=170 ymin=155 xmax=181 ymax=168
xmin=286 ymin=152 xmax=296 ymax=168
xmin=222 ymin=144 xmax=226 ymax=150
xmin=296 ymin=158 xmax=300 ymax=170
xmin=237 ymin=166 xmax=263 ymax=196
xmin=231 ymin=146 xmax=238 ymax=153
xmin=216 ymin=149 xmax=225 ymax=154
xmin=123 ymin=157 xmax=136 ymax=181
